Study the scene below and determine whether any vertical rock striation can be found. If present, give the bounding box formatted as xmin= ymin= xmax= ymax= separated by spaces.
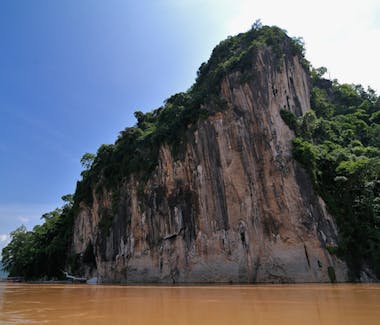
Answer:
xmin=72 ymin=45 xmax=347 ymax=283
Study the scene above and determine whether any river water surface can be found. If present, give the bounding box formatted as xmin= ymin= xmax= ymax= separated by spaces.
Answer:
xmin=0 ymin=283 xmax=379 ymax=324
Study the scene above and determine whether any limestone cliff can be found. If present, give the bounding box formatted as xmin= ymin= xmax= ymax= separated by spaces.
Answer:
xmin=71 ymin=29 xmax=347 ymax=283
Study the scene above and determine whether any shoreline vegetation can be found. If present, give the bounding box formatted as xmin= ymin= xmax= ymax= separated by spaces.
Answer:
xmin=1 ymin=22 xmax=379 ymax=283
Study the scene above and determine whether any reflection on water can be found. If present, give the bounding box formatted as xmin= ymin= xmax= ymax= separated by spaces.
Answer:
xmin=1 ymin=283 xmax=380 ymax=324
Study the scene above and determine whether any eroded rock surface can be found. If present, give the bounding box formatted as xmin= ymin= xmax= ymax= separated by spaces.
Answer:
xmin=72 ymin=48 xmax=347 ymax=283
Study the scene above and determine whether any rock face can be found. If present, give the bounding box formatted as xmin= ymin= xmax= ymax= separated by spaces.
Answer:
xmin=72 ymin=47 xmax=347 ymax=283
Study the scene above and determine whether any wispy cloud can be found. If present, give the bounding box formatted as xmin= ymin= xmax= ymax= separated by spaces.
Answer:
xmin=18 ymin=217 xmax=30 ymax=224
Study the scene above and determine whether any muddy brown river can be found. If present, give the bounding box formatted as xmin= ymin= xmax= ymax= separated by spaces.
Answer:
xmin=0 ymin=283 xmax=379 ymax=324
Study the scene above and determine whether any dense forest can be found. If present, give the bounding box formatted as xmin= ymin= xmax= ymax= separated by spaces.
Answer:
xmin=1 ymin=195 xmax=75 ymax=279
xmin=2 ymin=23 xmax=379 ymax=280
xmin=281 ymin=68 xmax=380 ymax=279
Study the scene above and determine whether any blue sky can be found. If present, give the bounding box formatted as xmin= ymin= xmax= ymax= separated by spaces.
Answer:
xmin=1 ymin=0 xmax=379 ymax=250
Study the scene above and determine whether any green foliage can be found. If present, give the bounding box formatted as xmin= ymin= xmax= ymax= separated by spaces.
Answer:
xmin=327 ymin=266 xmax=337 ymax=283
xmin=326 ymin=245 xmax=339 ymax=256
xmin=1 ymin=197 xmax=75 ymax=279
xmin=1 ymin=226 xmax=33 ymax=277
xmin=280 ymin=109 xmax=298 ymax=131
xmin=291 ymin=72 xmax=380 ymax=279
xmin=193 ymin=24 xmax=306 ymax=101
xmin=311 ymin=87 xmax=334 ymax=118
xmin=80 ymin=152 xmax=95 ymax=172
xmin=293 ymin=137 xmax=319 ymax=183
xmin=311 ymin=67 xmax=327 ymax=79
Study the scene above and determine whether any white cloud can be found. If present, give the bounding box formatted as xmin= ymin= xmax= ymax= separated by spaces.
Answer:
xmin=0 ymin=234 xmax=10 ymax=251
xmin=0 ymin=234 xmax=8 ymax=242
xmin=18 ymin=216 xmax=30 ymax=224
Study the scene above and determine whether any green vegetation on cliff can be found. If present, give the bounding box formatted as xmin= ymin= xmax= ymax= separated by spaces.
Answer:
xmin=2 ymin=23 xmax=306 ymax=279
xmin=2 ymin=23 xmax=379 ymax=281
xmin=74 ymin=22 xmax=305 ymax=207
xmin=282 ymin=68 xmax=380 ymax=279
